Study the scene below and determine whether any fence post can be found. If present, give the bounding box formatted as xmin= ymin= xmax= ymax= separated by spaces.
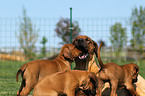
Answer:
xmin=70 ymin=7 xmax=72 ymax=43
xmin=70 ymin=7 xmax=73 ymax=69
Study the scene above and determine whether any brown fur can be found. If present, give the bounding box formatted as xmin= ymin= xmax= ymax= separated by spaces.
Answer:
xmin=72 ymin=35 xmax=100 ymax=72
xmin=97 ymin=43 xmax=139 ymax=96
xmin=33 ymin=70 xmax=98 ymax=96
xmin=16 ymin=44 xmax=82 ymax=96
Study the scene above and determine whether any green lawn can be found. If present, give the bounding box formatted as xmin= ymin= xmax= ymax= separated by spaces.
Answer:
xmin=0 ymin=59 xmax=145 ymax=95
xmin=0 ymin=61 xmax=25 ymax=95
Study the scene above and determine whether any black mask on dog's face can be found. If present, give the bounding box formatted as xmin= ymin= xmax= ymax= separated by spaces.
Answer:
xmin=72 ymin=36 xmax=91 ymax=60
xmin=73 ymin=36 xmax=98 ymax=58
xmin=73 ymin=38 xmax=88 ymax=53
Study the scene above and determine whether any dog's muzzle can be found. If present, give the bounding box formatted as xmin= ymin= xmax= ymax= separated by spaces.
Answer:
xmin=77 ymin=38 xmax=85 ymax=44
xmin=75 ymin=38 xmax=88 ymax=53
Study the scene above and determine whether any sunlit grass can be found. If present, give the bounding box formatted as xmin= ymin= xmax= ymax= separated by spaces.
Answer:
xmin=0 ymin=59 xmax=145 ymax=95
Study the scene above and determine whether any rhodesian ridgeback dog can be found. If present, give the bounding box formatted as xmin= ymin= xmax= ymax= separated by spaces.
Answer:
xmin=96 ymin=43 xmax=139 ymax=96
xmin=72 ymin=35 xmax=100 ymax=72
xmin=33 ymin=70 xmax=98 ymax=96
xmin=16 ymin=44 xmax=83 ymax=96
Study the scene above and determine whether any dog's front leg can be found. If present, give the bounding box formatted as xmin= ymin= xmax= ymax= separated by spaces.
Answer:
xmin=110 ymin=80 xmax=118 ymax=96
xmin=96 ymin=79 xmax=104 ymax=96
xmin=125 ymin=83 xmax=139 ymax=96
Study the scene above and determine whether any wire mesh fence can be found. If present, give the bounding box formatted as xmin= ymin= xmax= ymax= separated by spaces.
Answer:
xmin=0 ymin=17 xmax=140 ymax=62
xmin=0 ymin=17 xmax=145 ymax=95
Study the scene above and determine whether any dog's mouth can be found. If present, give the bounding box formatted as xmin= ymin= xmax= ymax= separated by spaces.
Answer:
xmin=75 ymin=45 xmax=89 ymax=56
xmin=79 ymin=53 xmax=88 ymax=59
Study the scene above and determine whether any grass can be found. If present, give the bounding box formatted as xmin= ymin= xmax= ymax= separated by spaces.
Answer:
xmin=0 ymin=61 xmax=25 ymax=95
xmin=0 ymin=59 xmax=145 ymax=95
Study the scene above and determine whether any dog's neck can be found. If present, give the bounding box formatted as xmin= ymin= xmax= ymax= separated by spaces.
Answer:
xmin=75 ymin=58 xmax=88 ymax=70
xmin=75 ymin=54 xmax=96 ymax=71
xmin=56 ymin=56 xmax=72 ymax=68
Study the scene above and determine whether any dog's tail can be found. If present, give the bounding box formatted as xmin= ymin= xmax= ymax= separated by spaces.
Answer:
xmin=16 ymin=64 xmax=27 ymax=82
xmin=98 ymin=43 xmax=104 ymax=69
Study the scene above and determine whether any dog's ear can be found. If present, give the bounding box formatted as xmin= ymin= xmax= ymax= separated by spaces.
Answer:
xmin=80 ymin=73 xmax=98 ymax=89
xmin=79 ymin=78 xmax=88 ymax=90
xmin=80 ymin=73 xmax=97 ymax=95
xmin=88 ymin=73 xmax=98 ymax=87
xmin=93 ymin=40 xmax=98 ymax=58
xmin=72 ymin=38 xmax=77 ymax=45
xmin=63 ymin=47 xmax=71 ymax=59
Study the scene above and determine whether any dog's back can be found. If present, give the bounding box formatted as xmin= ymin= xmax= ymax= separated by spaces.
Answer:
xmin=33 ymin=70 xmax=84 ymax=96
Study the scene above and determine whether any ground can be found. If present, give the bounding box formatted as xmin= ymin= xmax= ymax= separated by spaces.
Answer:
xmin=0 ymin=59 xmax=145 ymax=95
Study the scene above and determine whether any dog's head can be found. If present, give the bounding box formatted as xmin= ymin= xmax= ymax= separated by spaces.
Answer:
xmin=79 ymin=72 xmax=98 ymax=95
xmin=60 ymin=44 xmax=83 ymax=62
xmin=72 ymin=35 xmax=98 ymax=60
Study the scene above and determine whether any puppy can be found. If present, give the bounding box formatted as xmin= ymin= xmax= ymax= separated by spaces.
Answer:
xmin=97 ymin=43 xmax=139 ymax=96
xmin=33 ymin=70 xmax=98 ymax=96
xmin=16 ymin=44 xmax=83 ymax=96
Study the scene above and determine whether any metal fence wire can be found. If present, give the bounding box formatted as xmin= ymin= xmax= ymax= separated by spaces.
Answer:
xmin=0 ymin=17 xmax=145 ymax=95
xmin=0 ymin=17 xmax=144 ymax=62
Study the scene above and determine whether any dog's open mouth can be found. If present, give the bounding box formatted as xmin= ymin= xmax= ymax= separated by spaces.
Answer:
xmin=79 ymin=53 xmax=88 ymax=59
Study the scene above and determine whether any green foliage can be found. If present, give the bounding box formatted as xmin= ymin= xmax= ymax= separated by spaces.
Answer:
xmin=110 ymin=22 xmax=127 ymax=56
xmin=55 ymin=18 xmax=81 ymax=44
xmin=40 ymin=36 xmax=48 ymax=57
xmin=16 ymin=8 xmax=39 ymax=60
xmin=130 ymin=6 xmax=145 ymax=54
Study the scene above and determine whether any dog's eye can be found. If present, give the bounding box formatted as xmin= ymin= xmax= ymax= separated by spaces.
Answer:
xmin=102 ymin=69 xmax=105 ymax=73
xmin=85 ymin=38 xmax=91 ymax=43
xmin=76 ymin=39 xmax=79 ymax=41
xmin=80 ymin=84 xmax=84 ymax=86
xmin=85 ymin=38 xmax=90 ymax=41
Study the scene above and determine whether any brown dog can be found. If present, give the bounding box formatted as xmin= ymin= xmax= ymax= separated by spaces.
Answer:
xmin=97 ymin=43 xmax=139 ymax=96
xmin=16 ymin=44 xmax=83 ymax=96
xmin=72 ymin=35 xmax=100 ymax=72
xmin=33 ymin=70 xmax=98 ymax=96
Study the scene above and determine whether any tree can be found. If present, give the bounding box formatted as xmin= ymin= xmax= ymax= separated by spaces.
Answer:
xmin=110 ymin=22 xmax=127 ymax=56
xmin=17 ymin=8 xmax=39 ymax=60
xmin=130 ymin=6 xmax=145 ymax=54
xmin=40 ymin=36 xmax=48 ymax=57
xmin=55 ymin=18 xmax=81 ymax=44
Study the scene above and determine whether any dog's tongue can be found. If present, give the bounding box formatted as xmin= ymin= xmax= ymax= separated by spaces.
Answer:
xmin=79 ymin=55 xmax=85 ymax=59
